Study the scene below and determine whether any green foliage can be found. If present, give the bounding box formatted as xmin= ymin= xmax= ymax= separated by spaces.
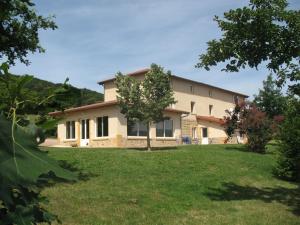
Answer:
xmin=23 ymin=77 xmax=104 ymax=112
xmin=0 ymin=72 xmax=103 ymax=136
xmin=197 ymin=0 xmax=300 ymax=95
xmin=254 ymin=74 xmax=287 ymax=118
xmin=115 ymin=64 xmax=176 ymax=150
xmin=0 ymin=115 xmax=75 ymax=224
xmin=0 ymin=1 xmax=80 ymax=223
xmin=274 ymin=98 xmax=300 ymax=181
xmin=0 ymin=74 xmax=104 ymax=115
xmin=0 ymin=63 xmax=77 ymax=224
xmin=224 ymin=102 xmax=273 ymax=153
xmin=0 ymin=0 xmax=57 ymax=65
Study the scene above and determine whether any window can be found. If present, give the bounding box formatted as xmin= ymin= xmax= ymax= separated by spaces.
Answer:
xmin=81 ymin=119 xmax=89 ymax=139
xmin=209 ymin=90 xmax=213 ymax=97
xmin=96 ymin=116 xmax=108 ymax=137
xmin=191 ymin=101 xmax=195 ymax=114
xmin=190 ymin=85 xmax=194 ymax=94
xmin=127 ymin=120 xmax=147 ymax=136
xmin=156 ymin=119 xmax=173 ymax=137
xmin=202 ymin=127 xmax=208 ymax=138
xmin=233 ymin=95 xmax=239 ymax=104
xmin=209 ymin=105 xmax=213 ymax=115
xmin=66 ymin=121 xmax=75 ymax=139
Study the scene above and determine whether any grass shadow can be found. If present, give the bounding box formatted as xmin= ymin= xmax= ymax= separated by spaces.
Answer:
xmin=224 ymin=144 xmax=277 ymax=155
xmin=127 ymin=146 xmax=179 ymax=151
xmin=58 ymin=160 xmax=96 ymax=181
xmin=224 ymin=145 xmax=248 ymax=152
xmin=37 ymin=160 xmax=95 ymax=188
xmin=204 ymin=182 xmax=300 ymax=216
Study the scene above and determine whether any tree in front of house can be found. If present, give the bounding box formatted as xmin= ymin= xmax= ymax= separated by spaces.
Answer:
xmin=254 ymin=74 xmax=287 ymax=119
xmin=224 ymin=102 xmax=273 ymax=153
xmin=115 ymin=64 xmax=176 ymax=151
xmin=196 ymin=0 xmax=300 ymax=96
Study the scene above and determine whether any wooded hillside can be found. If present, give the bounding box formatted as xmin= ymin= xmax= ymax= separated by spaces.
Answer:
xmin=0 ymin=74 xmax=104 ymax=114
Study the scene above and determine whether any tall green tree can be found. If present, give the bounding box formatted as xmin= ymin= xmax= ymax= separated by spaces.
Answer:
xmin=274 ymin=97 xmax=300 ymax=181
xmin=0 ymin=0 xmax=57 ymax=65
xmin=254 ymin=74 xmax=286 ymax=118
xmin=115 ymin=64 xmax=176 ymax=151
xmin=196 ymin=0 xmax=300 ymax=96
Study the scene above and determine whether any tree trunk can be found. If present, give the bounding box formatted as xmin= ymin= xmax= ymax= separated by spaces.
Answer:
xmin=146 ymin=122 xmax=151 ymax=151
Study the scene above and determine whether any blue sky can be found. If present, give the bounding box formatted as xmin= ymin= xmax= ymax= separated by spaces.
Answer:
xmin=10 ymin=0 xmax=299 ymax=97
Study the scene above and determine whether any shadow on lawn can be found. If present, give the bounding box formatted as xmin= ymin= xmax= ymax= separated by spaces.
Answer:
xmin=224 ymin=144 xmax=277 ymax=155
xmin=58 ymin=160 xmax=95 ymax=181
xmin=37 ymin=160 xmax=94 ymax=188
xmin=205 ymin=182 xmax=300 ymax=216
xmin=127 ymin=146 xmax=179 ymax=151
xmin=224 ymin=145 xmax=248 ymax=152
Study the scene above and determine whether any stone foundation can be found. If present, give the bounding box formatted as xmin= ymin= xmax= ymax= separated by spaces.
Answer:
xmin=59 ymin=136 xmax=181 ymax=148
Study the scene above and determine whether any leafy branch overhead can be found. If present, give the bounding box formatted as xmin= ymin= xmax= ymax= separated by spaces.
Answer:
xmin=197 ymin=0 xmax=300 ymax=95
xmin=0 ymin=0 xmax=57 ymax=65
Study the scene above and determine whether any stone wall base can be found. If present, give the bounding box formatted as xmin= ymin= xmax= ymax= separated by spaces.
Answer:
xmin=58 ymin=136 xmax=245 ymax=148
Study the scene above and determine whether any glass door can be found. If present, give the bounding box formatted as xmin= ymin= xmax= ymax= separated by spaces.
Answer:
xmin=80 ymin=119 xmax=90 ymax=146
xmin=201 ymin=127 xmax=208 ymax=144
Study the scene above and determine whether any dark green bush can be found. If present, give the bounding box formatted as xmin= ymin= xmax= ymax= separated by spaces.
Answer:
xmin=274 ymin=99 xmax=300 ymax=181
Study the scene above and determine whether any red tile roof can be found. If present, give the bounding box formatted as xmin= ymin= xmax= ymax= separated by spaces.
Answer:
xmin=49 ymin=100 xmax=188 ymax=116
xmin=98 ymin=68 xmax=150 ymax=85
xmin=197 ymin=115 xmax=225 ymax=125
xmin=49 ymin=100 xmax=118 ymax=116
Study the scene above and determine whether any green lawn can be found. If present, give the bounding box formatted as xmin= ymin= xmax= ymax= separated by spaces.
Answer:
xmin=42 ymin=144 xmax=300 ymax=225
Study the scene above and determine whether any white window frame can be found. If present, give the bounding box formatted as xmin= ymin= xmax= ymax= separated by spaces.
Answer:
xmin=233 ymin=95 xmax=239 ymax=104
xmin=156 ymin=119 xmax=174 ymax=138
xmin=66 ymin=120 xmax=76 ymax=140
xmin=190 ymin=85 xmax=194 ymax=94
xmin=209 ymin=104 xmax=213 ymax=115
xmin=127 ymin=120 xmax=148 ymax=137
xmin=191 ymin=101 xmax=196 ymax=114
xmin=95 ymin=116 xmax=109 ymax=138
xmin=192 ymin=127 xmax=198 ymax=139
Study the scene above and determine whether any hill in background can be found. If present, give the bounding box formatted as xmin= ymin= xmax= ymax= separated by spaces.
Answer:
xmin=22 ymin=75 xmax=104 ymax=112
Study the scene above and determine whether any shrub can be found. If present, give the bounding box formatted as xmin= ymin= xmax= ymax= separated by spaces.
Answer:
xmin=224 ymin=102 xmax=273 ymax=153
xmin=274 ymin=99 xmax=300 ymax=181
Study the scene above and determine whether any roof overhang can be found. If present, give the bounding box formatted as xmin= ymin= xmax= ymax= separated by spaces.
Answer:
xmin=97 ymin=68 xmax=150 ymax=85
xmin=48 ymin=100 xmax=188 ymax=117
xmin=48 ymin=100 xmax=118 ymax=116
xmin=197 ymin=115 xmax=225 ymax=125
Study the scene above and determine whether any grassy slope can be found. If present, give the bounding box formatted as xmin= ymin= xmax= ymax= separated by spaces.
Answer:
xmin=42 ymin=144 xmax=300 ymax=225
